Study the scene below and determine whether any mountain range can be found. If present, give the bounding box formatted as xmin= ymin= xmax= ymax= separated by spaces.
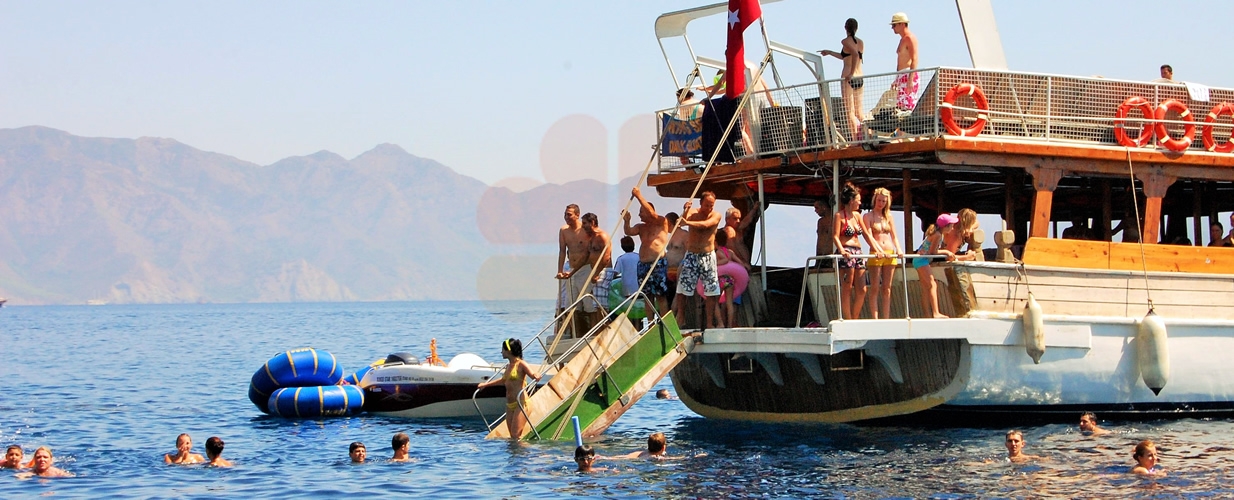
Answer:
xmin=0 ymin=126 xmax=665 ymax=305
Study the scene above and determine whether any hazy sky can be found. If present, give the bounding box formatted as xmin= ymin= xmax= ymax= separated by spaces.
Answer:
xmin=0 ymin=1 xmax=1229 ymax=186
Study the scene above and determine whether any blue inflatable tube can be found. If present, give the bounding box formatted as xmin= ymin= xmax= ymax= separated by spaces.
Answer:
xmin=248 ymin=348 xmax=344 ymax=414
xmin=268 ymin=385 xmax=365 ymax=418
xmin=342 ymin=360 xmax=381 ymax=386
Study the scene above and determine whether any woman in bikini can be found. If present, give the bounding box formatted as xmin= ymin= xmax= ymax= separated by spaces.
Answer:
xmin=477 ymin=338 xmax=541 ymax=439
xmin=863 ymin=188 xmax=902 ymax=319
xmin=832 ymin=182 xmax=883 ymax=320
xmin=819 ymin=18 xmax=864 ymax=141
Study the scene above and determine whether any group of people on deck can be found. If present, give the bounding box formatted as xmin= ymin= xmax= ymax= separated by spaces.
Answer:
xmin=820 ymin=181 xmax=980 ymax=320
xmin=817 ymin=12 xmax=919 ymax=142
xmin=557 ymin=187 xmax=757 ymax=331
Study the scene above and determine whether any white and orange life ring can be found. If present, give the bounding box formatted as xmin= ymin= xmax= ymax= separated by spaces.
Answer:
xmin=1202 ymin=102 xmax=1234 ymax=153
xmin=1154 ymin=99 xmax=1195 ymax=152
xmin=1114 ymin=96 xmax=1155 ymax=148
xmin=940 ymin=83 xmax=989 ymax=136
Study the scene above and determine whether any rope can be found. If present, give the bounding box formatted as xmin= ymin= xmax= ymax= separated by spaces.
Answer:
xmin=1125 ymin=148 xmax=1155 ymax=310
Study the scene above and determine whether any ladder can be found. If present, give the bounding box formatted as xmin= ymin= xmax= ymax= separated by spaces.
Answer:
xmin=485 ymin=311 xmax=693 ymax=440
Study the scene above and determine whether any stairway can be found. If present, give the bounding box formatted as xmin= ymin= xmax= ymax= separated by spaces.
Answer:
xmin=485 ymin=312 xmax=692 ymax=440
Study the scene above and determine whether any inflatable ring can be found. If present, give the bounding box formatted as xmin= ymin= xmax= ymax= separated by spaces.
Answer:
xmin=1114 ymin=96 xmax=1155 ymax=148
xmin=1155 ymin=99 xmax=1195 ymax=152
xmin=940 ymin=83 xmax=989 ymax=137
xmin=268 ymin=385 xmax=364 ymax=418
xmin=696 ymin=261 xmax=750 ymax=303
xmin=342 ymin=359 xmax=383 ymax=386
xmin=1202 ymin=102 xmax=1234 ymax=153
xmin=248 ymin=348 xmax=344 ymax=414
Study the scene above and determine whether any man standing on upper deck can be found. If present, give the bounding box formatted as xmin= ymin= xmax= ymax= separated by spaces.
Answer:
xmin=558 ymin=204 xmax=596 ymax=332
xmin=674 ymin=192 xmax=723 ymax=329
xmin=624 ymin=186 xmax=671 ymax=316
xmin=890 ymin=12 xmax=919 ymax=114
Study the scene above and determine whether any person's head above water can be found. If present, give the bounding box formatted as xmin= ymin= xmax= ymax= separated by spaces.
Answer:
xmin=648 ymin=432 xmax=667 ymax=455
xmin=655 ymin=389 xmax=671 ymax=399
xmin=574 ymin=445 xmax=596 ymax=472
xmin=502 ymin=338 xmax=524 ymax=359
xmin=1004 ymin=430 xmax=1025 ymax=456
xmin=349 ymin=442 xmax=366 ymax=463
xmin=3 ymin=445 xmax=22 ymax=467
xmin=205 ymin=437 xmax=225 ymax=459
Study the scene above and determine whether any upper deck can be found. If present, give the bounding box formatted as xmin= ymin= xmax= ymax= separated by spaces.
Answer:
xmin=649 ymin=66 xmax=1234 ymax=244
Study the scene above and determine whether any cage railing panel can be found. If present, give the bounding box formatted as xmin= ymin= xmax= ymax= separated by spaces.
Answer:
xmin=654 ymin=67 xmax=1234 ymax=172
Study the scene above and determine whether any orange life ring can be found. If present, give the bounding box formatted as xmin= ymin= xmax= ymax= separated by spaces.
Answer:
xmin=1114 ymin=96 xmax=1155 ymax=148
xmin=1154 ymin=99 xmax=1194 ymax=152
xmin=940 ymin=83 xmax=989 ymax=136
xmin=1202 ymin=102 xmax=1234 ymax=153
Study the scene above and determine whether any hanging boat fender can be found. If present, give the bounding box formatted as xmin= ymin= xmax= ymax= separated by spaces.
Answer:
xmin=1136 ymin=309 xmax=1170 ymax=396
xmin=1022 ymin=292 xmax=1046 ymax=364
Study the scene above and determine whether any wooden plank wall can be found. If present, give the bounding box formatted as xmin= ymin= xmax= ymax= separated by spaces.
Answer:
xmin=1023 ymin=237 xmax=1234 ymax=275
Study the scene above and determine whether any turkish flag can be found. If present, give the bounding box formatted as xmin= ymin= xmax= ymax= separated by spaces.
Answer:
xmin=725 ymin=0 xmax=761 ymax=99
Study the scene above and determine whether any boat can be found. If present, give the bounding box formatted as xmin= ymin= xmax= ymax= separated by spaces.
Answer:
xmin=635 ymin=1 xmax=1234 ymax=424
xmin=360 ymin=351 xmax=513 ymax=419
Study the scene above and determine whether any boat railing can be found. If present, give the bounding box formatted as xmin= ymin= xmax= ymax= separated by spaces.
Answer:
xmin=656 ymin=66 xmax=1234 ymax=172
xmin=795 ymin=253 xmax=948 ymax=327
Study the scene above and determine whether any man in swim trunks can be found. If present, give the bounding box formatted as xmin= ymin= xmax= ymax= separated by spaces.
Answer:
xmin=890 ymin=12 xmax=919 ymax=113
xmin=582 ymin=212 xmax=613 ymax=315
xmin=624 ymin=186 xmax=671 ymax=315
xmin=349 ymin=442 xmax=367 ymax=463
xmin=2 ymin=445 xmax=26 ymax=469
xmin=673 ymin=192 xmax=722 ymax=329
xmin=557 ymin=204 xmax=595 ymax=335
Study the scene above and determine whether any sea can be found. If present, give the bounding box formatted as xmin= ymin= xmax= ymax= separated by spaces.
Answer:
xmin=3 ymin=300 xmax=1233 ymax=498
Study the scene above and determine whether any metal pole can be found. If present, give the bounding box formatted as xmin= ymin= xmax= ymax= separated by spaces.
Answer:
xmin=758 ymin=173 xmax=768 ymax=291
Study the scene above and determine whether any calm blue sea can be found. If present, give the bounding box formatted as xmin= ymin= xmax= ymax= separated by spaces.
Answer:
xmin=3 ymin=301 xmax=1233 ymax=498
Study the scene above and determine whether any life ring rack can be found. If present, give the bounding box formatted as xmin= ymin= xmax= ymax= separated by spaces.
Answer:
xmin=940 ymin=83 xmax=989 ymax=137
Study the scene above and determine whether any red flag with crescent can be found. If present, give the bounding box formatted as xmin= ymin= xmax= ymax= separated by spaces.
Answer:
xmin=725 ymin=0 xmax=761 ymax=99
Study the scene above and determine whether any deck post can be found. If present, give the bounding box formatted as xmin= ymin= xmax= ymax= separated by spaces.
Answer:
xmin=1026 ymin=166 xmax=1065 ymax=238
xmin=1136 ymin=170 xmax=1176 ymax=244
xmin=902 ymin=169 xmax=914 ymax=245
xmin=1100 ymin=179 xmax=1113 ymax=241
xmin=1192 ymin=180 xmax=1203 ymax=246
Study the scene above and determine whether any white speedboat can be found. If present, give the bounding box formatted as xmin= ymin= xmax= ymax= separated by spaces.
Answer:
xmin=360 ymin=352 xmax=509 ymax=419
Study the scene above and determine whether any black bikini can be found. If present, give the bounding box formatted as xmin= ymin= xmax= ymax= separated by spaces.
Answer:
xmin=839 ymin=37 xmax=864 ymax=89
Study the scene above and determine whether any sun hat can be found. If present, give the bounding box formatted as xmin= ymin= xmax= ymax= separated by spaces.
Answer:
xmin=936 ymin=213 xmax=959 ymax=227
xmin=890 ymin=12 xmax=910 ymax=25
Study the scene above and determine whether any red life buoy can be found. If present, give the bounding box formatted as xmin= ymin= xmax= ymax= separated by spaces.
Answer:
xmin=1202 ymin=102 xmax=1234 ymax=153
xmin=1114 ymin=96 xmax=1155 ymax=148
xmin=1155 ymin=99 xmax=1195 ymax=152
xmin=940 ymin=83 xmax=989 ymax=136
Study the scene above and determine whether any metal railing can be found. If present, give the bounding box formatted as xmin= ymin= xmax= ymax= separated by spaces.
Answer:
xmin=794 ymin=253 xmax=948 ymax=328
xmin=656 ymin=67 xmax=1234 ymax=172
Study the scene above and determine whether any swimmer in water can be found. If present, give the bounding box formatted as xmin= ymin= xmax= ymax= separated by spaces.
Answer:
xmin=655 ymin=389 xmax=676 ymax=400
xmin=574 ymin=445 xmax=596 ymax=472
xmin=1004 ymin=430 xmax=1042 ymax=463
xmin=3 ymin=445 xmax=26 ymax=469
xmin=205 ymin=436 xmax=233 ymax=467
xmin=1131 ymin=440 xmax=1164 ymax=476
xmin=616 ymin=432 xmax=673 ymax=460
xmin=391 ymin=433 xmax=413 ymax=462
xmin=1079 ymin=412 xmax=1111 ymax=436
xmin=164 ymin=433 xmax=205 ymax=465
xmin=349 ymin=442 xmax=367 ymax=463
xmin=16 ymin=447 xmax=73 ymax=478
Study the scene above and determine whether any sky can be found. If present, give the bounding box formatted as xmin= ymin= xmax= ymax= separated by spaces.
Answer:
xmin=2 ymin=0 xmax=1232 ymax=188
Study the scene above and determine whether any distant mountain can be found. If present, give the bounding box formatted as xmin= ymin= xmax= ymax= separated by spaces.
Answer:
xmin=0 ymin=126 xmax=494 ymax=304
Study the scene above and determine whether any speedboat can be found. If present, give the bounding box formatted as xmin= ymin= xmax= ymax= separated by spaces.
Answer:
xmin=360 ymin=352 xmax=511 ymax=419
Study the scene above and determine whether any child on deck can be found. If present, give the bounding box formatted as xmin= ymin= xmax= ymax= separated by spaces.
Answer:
xmin=614 ymin=236 xmax=640 ymax=303
xmin=911 ymin=214 xmax=954 ymax=318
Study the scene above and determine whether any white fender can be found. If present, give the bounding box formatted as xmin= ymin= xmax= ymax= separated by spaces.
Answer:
xmin=1022 ymin=292 xmax=1046 ymax=364
xmin=1136 ymin=309 xmax=1170 ymax=396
